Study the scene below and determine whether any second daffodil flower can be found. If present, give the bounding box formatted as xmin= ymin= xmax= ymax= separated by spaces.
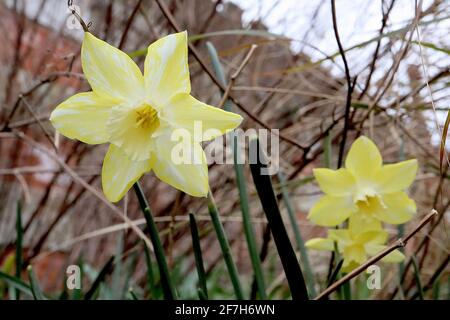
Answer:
xmin=50 ymin=31 xmax=242 ymax=202
xmin=305 ymin=228 xmax=405 ymax=272
xmin=308 ymin=136 xmax=418 ymax=228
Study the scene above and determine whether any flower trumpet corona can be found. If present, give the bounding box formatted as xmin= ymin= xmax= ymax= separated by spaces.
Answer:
xmin=308 ymin=136 xmax=418 ymax=227
xmin=50 ymin=31 xmax=242 ymax=202
xmin=305 ymin=228 xmax=404 ymax=272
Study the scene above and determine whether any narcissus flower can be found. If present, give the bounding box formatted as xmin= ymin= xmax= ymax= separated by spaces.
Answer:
xmin=50 ymin=31 xmax=242 ymax=202
xmin=305 ymin=228 xmax=404 ymax=272
xmin=308 ymin=136 xmax=418 ymax=228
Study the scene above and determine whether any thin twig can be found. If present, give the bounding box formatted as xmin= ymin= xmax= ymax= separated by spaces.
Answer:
xmin=358 ymin=0 xmax=396 ymax=99
xmin=359 ymin=0 xmax=423 ymax=129
xmin=217 ymin=44 xmax=257 ymax=109
xmin=118 ymin=0 xmax=143 ymax=50
xmin=331 ymin=0 xmax=354 ymax=168
xmin=315 ymin=209 xmax=438 ymax=300
xmin=19 ymin=95 xmax=57 ymax=151
xmin=1 ymin=72 xmax=83 ymax=131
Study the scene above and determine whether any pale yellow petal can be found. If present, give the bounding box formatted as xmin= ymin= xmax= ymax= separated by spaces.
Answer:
xmin=343 ymin=244 xmax=366 ymax=268
xmin=366 ymin=244 xmax=405 ymax=263
xmin=305 ymin=238 xmax=334 ymax=251
xmin=348 ymin=213 xmax=382 ymax=236
xmin=328 ymin=229 xmax=352 ymax=245
xmin=102 ymin=144 xmax=153 ymax=202
xmin=345 ymin=136 xmax=382 ymax=180
xmin=144 ymin=31 xmax=190 ymax=107
xmin=377 ymin=192 xmax=416 ymax=224
xmin=152 ymin=133 xmax=208 ymax=197
xmin=382 ymin=249 xmax=405 ymax=263
xmin=50 ymin=92 xmax=115 ymax=144
xmin=307 ymin=195 xmax=356 ymax=226
xmin=161 ymin=93 xmax=243 ymax=142
xmin=313 ymin=168 xmax=356 ymax=196
xmin=355 ymin=230 xmax=388 ymax=245
xmin=374 ymin=159 xmax=418 ymax=193
xmin=82 ymin=32 xmax=144 ymax=102
xmin=342 ymin=260 xmax=360 ymax=273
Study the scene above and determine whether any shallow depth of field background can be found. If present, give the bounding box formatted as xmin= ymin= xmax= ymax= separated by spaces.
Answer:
xmin=0 ymin=0 xmax=448 ymax=300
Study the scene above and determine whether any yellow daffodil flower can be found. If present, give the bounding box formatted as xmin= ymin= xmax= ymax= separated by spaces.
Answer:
xmin=305 ymin=228 xmax=404 ymax=272
xmin=50 ymin=31 xmax=242 ymax=202
xmin=308 ymin=136 xmax=417 ymax=227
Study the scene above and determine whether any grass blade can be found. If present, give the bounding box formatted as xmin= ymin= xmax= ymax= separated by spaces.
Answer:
xmin=323 ymin=131 xmax=332 ymax=168
xmin=411 ymin=256 xmax=424 ymax=300
xmin=15 ymin=200 xmax=23 ymax=300
xmin=190 ymin=29 xmax=286 ymax=42
xmin=439 ymin=109 xmax=450 ymax=172
xmin=72 ymin=257 xmax=84 ymax=300
xmin=397 ymin=140 xmax=406 ymax=280
xmin=84 ymin=256 xmax=114 ymax=300
xmin=27 ymin=266 xmax=46 ymax=300
xmin=129 ymin=30 xmax=285 ymax=58
xmin=111 ymin=233 xmax=124 ymax=299
xmin=207 ymin=192 xmax=244 ymax=299
xmin=133 ymin=182 xmax=177 ymax=300
xmin=206 ymin=42 xmax=227 ymax=87
xmin=128 ymin=287 xmax=139 ymax=300
xmin=411 ymin=40 xmax=450 ymax=55
xmin=205 ymin=41 xmax=234 ymax=112
xmin=342 ymin=275 xmax=352 ymax=300
xmin=432 ymin=278 xmax=440 ymax=300
xmin=277 ymin=171 xmax=316 ymax=297
xmin=447 ymin=276 xmax=450 ymax=301
xmin=233 ymin=134 xmax=267 ymax=299
xmin=326 ymin=259 xmax=344 ymax=288
xmin=0 ymin=270 xmax=32 ymax=297
xmin=249 ymin=137 xmax=308 ymax=300
xmin=189 ymin=213 xmax=209 ymax=299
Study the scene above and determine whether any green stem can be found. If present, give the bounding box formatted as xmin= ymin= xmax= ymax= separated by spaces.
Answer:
xmin=233 ymin=134 xmax=267 ymax=299
xmin=84 ymin=256 xmax=114 ymax=300
xmin=189 ymin=213 xmax=209 ymax=299
xmin=207 ymin=191 xmax=244 ymax=299
xmin=277 ymin=171 xmax=316 ymax=297
xmin=133 ymin=182 xmax=177 ymax=300
xmin=143 ymin=241 xmax=158 ymax=299
xmin=15 ymin=201 xmax=23 ymax=300
xmin=411 ymin=256 xmax=424 ymax=300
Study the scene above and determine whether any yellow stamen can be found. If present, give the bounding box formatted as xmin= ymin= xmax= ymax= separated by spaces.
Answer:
xmin=135 ymin=104 xmax=159 ymax=133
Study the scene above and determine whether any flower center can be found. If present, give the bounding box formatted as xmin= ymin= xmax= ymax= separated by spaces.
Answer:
xmin=135 ymin=104 xmax=159 ymax=132
xmin=355 ymin=195 xmax=385 ymax=216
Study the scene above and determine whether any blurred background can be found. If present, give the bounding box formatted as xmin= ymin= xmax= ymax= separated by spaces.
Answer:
xmin=0 ymin=0 xmax=448 ymax=299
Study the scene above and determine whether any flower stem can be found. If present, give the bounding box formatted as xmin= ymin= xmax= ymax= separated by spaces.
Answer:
xmin=207 ymin=191 xmax=244 ymax=299
xmin=278 ymin=171 xmax=316 ymax=297
xmin=133 ymin=182 xmax=177 ymax=300
xmin=189 ymin=213 xmax=209 ymax=299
